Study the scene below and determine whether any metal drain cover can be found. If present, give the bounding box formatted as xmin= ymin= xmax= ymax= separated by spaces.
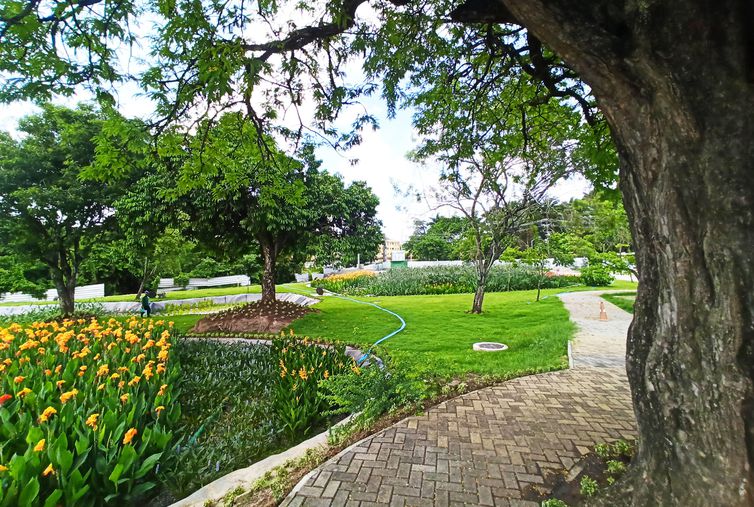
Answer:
xmin=472 ymin=342 xmax=509 ymax=352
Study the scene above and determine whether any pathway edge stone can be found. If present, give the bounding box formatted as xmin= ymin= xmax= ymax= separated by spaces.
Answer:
xmin=169 ymin=414 xmax=356 ymax=507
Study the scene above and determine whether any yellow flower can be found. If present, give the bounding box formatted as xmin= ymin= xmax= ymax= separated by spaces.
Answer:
xmin=42 ymin=463 xmax=55 ymax=477
xmin=118 ymin=381 xmax=125 ymax=389
xmin=323 ymin=370 xmax=329 ymax=379
xmin=55 ymin=364 xmax=62 ymax=373
xmin=157 ymin=349 xmax=169 ymax=361
xmin=97 ymin=384 xmax=105 ymax=391
xmin=0 ymin=465 xmax=7 ymax=472
xmin=156 ymin=363 xmax=166 ymax=375
xmin=97 ymin=364 xmax=109 ymax=377
xmin=18 ymin=387 xmax=32 ymax=397
xmin=157 ymin=384 xmax=168 ymax=396
xmin=85 ymin=413 xmax=99 ymax=430
xmin=155 ymin=406 xmax=165 ymax=415
xmin=39 ymin=406 xmax=57 ymax=423
xmin=56 ymin=380 xmax=66 ymax=388
xmin=123 ymin=428 xmax=138 ymax=445
xmin=120 ymin=393 xmax=129 ymax=403
xmin=128 ymin=376 xmax=141 ymax=387
xmin=298 ymin=368 xmax=308 ymax=380
xmin=44 ymin=368 xmax=52 ymax=376
xmin=13 ymin=376 xmax=24 ymax=384
xmin=60 ymin=389 xmax=79 ymax=404
xmin=34 ymin=439 xmax=45 ymax=452
xmin=109 ymin=373 xmax=120 ymax=380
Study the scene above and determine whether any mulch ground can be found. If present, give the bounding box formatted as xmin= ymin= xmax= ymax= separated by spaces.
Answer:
xmin=190 ymin=300 xmax=318 ymax=334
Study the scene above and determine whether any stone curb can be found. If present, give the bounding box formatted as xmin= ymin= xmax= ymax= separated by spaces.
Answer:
xmin=169 ymin=413 xmax=357 ymax=507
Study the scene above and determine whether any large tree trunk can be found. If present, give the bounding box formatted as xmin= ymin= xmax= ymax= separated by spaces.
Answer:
xmin=52 ymin=270 xmax=75 ymax=316
xmin=498 ymin=1 xmax=754 ymax=504
xmin=260 ymin=241 xmax=277 ymax=304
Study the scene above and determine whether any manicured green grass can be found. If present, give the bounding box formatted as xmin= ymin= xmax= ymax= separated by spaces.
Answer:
xmin=601 ymin=292 xmax=636 ymax=313
xmin=285 ymin=288 xmax=576 ymax=380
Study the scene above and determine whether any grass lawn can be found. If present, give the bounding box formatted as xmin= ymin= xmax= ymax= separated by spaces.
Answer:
xmin=107 ymin=280 xmax=637 ymax=381
xmin=601 ymin=292 xmax=636 ymax=313
xmin=285 ymin=288 xmax=583 ymax=381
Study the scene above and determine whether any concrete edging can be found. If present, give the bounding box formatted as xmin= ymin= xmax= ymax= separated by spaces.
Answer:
xmin=169 ymin=414 xmax=356 ymax=507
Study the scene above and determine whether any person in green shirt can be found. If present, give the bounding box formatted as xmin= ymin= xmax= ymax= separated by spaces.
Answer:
xmin=140 ymin=290 xmax=152 ymax=317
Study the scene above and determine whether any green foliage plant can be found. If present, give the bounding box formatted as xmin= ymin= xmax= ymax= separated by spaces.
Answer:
xmin=269 ymin=335 xmax=355 ymax=439
xmin=319 ymin=364 xmax=427 ymax=427
xmin=580 ymin=264 xmax=614 ymax=286
xmin=579 ymin=476 xmax=598 ymax=497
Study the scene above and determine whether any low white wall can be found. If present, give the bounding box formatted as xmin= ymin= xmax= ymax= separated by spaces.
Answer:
xmin=0 ymin=283 xmax=105 ymax=303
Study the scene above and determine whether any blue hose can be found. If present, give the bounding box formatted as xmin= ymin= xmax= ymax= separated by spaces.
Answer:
xmin=305 ymin=288 xmax=406 ymax=365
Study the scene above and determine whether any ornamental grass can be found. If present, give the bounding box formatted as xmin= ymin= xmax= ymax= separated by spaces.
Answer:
xmin=0 ymin=317 xmax=179 ymax=506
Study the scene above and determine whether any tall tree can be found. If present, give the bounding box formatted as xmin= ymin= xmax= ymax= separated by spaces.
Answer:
xmin=404 ymin=216 xmax=467 ymax=261
xmin=1 ymin=0 xmax=752 ymax=503
xmin=0 ymin=104 xmax=124 ymax=314
xmin=160 ymin=113 xmax=383 ymax=303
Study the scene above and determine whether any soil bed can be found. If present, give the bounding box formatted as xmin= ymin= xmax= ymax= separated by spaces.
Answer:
xmin=191 ymin=300 xmax=317 ymax=334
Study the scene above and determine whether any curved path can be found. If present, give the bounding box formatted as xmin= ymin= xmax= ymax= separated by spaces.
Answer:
xmin=283 ymin=291 xmax=637 ymax=507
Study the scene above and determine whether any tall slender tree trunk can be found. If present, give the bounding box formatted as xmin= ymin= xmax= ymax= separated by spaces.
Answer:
xmin=498 ymin=0 xmax=754 ymax=504
xmin=260 ymin=241 xmax=277 ymax=304
xmin=471 ymin=264 xmax=488 ymax=313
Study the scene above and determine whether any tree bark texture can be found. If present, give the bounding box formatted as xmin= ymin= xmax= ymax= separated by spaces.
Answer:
xmin=260 ymin=241 xmax=277 ymax=304
xmin=52 ymin=271 xmax=75 ymax=316
xmin=499 ymin=0 xmax=754 ymax=504
xmin=472 ymin=279 xmax=486 ymax=313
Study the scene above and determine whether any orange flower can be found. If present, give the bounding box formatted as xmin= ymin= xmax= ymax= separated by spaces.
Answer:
xmin=13 ymin=376 xmax=24 ymax=384
xmin=39 ymin=406 xmax=57 ymax=423
xmin=97 ymin=364 xmax=109 ymax=377
xmin=18 ymin=387 xmax=32 ymax=398
xmin=42 ymin=464 xmax=55 ymax=477
xmin=157 ymin=349 xmax=169 ymax=361
xmin=120 ymin=393 xmax=129 ymax=403
xmin=33 ymin=439 xmax=45 ymax=452
xmin=60 ymin=389 xmax=79 ymax=404
xmin=109 ymin=373 xmax=120 ymax=380
xmin=155 ymin=406 xmax=165 ymax=415
xmin=157 ymin=384 xmax=168 ymax=396
xmin=156 ymin=363 xmax=166 ymax=375
xmin=0 ymin=394 xmax=12 ymax=405
xmin=85 ymin=413 xmax=99 ymax=430
xmin=323 ymin=370 xmax=330 ymax=380
xmin=128 ymin=376 xmax=141 ymax=387
xmin=44 ymin=369 xmax=52 ymax=376
xmin=0 ymin=465 xmax=7 ymax=472
xmin=56 ymin=380 xmax=66 ymax=388
xmin=54 ymin=364 xmax=62 ymax=373
xmin=123 ymin=428 xmax=138 ymax=445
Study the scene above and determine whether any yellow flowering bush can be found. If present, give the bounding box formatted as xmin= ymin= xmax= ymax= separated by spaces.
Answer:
xmin=315 ymin=270 xmax=376 ymax=294
xmin=270 ymin=332 xmax=355 ymax=438
xmin=0 ymin=317 xmax=179 ymax=506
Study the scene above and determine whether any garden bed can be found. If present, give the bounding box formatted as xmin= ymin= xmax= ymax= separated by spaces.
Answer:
xmin=191 ymin=300 xmax=318 ymax=334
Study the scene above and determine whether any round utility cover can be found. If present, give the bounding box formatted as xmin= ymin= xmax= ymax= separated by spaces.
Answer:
xmin=473 ymin=342 xmax=509 ymax=352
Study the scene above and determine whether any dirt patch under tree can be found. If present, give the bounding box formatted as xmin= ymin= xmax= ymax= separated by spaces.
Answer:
xmin=190 ymin=300 xmax=317 ymax=334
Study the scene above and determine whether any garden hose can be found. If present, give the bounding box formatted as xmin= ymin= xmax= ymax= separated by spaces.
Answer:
xmin=303 ymin=286 xmax=406 ymax=365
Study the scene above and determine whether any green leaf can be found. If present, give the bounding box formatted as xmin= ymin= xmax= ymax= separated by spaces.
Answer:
xmin=42 ymin=489 xmax=63 ymax=507
xmin=17 ymin=477 xmax=39 ymax=507
xmin=108 ymin=463 xmax=124 ymax=486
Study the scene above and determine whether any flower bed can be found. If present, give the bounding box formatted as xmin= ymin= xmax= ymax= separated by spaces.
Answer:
xmin=315 ymin=265 xmax=581 ymax=296
xmin=0 ymin=317 xmax=179 ymax=505
xmin=160 ymin=334 xmax=356 ymax=502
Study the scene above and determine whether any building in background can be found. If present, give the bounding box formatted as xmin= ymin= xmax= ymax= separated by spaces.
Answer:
xmin=375 ymin=239 xmax=403 ymax=263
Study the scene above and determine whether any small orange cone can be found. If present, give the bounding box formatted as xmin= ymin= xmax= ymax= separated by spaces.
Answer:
xmin=599 ymin=301 xmax=608 ymax=321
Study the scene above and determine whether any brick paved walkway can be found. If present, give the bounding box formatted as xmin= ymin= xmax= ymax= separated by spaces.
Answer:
xmin=283 ymin=292 xmax=637 ymax=507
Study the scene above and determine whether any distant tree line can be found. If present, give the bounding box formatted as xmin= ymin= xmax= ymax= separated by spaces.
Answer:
xmin=0 ymin=105 xmax=383 ymax=313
